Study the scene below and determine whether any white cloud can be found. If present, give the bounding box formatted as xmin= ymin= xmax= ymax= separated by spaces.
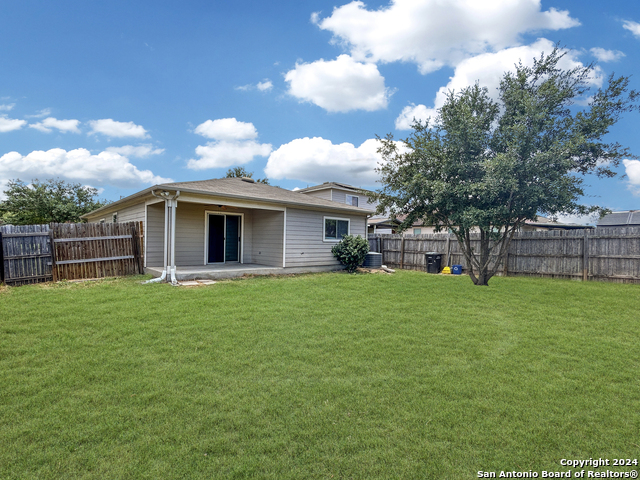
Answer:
xmin=25 ymin=108 xmax=52 ymax=118
xmin=194 ymin=118 xmax=258 ymax=141
xmin=187 ymin=140 xmax=272 ymax=170
xmin=590 ymin=47 xmax=625 ymax=63
xmin=395 ymin=104 xmax=437 ymax=130
xmin=314 ymin=0 xmax=579 ymax=74
xmin=29 ymin=117 xmax=81 ymax=134
xmin=88 ymin=119 xmax=149 ymax=138
xmin=622 ymin=20 xmax=640 ymax=38
xmin=395 ymin=39 xmax=602 ymax=128
xmin=188 ymin=118 xmax=271 ymax=169
xmin=235 ymin=79 xmax=274 ymax=92
xmin=265 ymin=137 xmax=386 ymax=186
xmin=624 ymin=159 xmax=640 ymax=195
xmin=0 ymin=148 xmax=172 ymax=190
xmin=257 ymin=80 xmax=273 ymax=91
xmin=0 ymin=104 xmax=15 ymax=111
xmin=105 ymin=144 xmax=165 ymax=158
xmin=0 ymin=116 xmax=27 ymax=133
xmin=285 ymin=54 xmax=391 ymax=112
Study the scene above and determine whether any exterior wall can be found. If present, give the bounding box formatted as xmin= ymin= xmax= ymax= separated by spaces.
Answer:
xmin=331 ymin=189 xmax=378 ymax=212
xmin=84 ymin=202 xmax=145 ymax=223
xmin=146 ymin=202 xmax=165 ymax=267
xmin=114 ymin=203 xmax=145 ymax=223
xmin=144 ymin=199 xmax=367 ymax=269
xmin=174 ymin=203 xmax=254 ymax=266
xmin=285 ymin=208 xmax=367 ymax=267
xmin=302 ymin=189 xmax=332 ymax=201
xmin=252 ymin=210 xmax=284 ymax=267
xmin=300 ymin=187 xmax=378 ymax=212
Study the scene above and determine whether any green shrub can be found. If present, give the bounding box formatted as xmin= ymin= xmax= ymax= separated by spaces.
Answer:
xmin=331 ymin=235 xmax=369 ymax=273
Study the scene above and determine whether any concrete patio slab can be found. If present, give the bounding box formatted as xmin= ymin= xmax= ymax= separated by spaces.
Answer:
xmin=145 ymin=263 xmax=343 ymax=281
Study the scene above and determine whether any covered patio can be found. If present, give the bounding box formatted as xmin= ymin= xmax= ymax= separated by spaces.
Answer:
xmin=145 ymin=263 xmax=342 ymax=281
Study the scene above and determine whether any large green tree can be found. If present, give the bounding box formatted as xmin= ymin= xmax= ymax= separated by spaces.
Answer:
xmin=372 ymin=49 xmax=639 ymax=285
xmin=225 ymin=166 xmax=270 ymax=184
xmin=0 ymin=178 xmax=110 ymax=225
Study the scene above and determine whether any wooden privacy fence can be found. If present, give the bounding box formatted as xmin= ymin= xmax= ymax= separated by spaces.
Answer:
xmin=1 ymin=224 xmax=53 ymax=286
xmin=369 ymin=226 xmax=640 ymax=284
xmin=1 ymin=221 xmax=144 ymax=286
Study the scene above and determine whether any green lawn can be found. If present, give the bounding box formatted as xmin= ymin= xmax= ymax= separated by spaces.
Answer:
xmin=1 ymin=271 xmax=639 ymax=479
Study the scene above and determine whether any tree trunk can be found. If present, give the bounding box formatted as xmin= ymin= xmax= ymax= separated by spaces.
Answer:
xmin=474 ymin=231 xmax=491 ymax=285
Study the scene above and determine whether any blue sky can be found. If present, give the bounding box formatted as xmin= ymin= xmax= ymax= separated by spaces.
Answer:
xmin=1 ymin=0 xmax=639 ymax=222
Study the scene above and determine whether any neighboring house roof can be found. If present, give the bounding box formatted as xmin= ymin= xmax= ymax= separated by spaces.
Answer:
xmin=597 ymin=210 xmax=640 ymax=227
xmin=369 ymin=215 xmax=590 ymax=230
xmin=82 ymin=178 xmax=371 ymax=219
xmin=296 ymin=182 xmax=372 ymax=194
xmin=524 ymin=216 xmax=593 ymax=230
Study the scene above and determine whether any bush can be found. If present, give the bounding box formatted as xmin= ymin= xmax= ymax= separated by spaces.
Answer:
xmin=331 ymin=235 xmax=369 ymax=273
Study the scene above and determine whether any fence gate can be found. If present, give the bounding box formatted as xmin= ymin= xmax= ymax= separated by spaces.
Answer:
xmin=0 ymin=224 xmax=53 ymax=286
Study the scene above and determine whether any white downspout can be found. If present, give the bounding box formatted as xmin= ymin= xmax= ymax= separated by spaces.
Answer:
xmin=169 ymin=191 xmax=180 ymax=284
xmin=145 ymin=190 xmax=179 ymax=284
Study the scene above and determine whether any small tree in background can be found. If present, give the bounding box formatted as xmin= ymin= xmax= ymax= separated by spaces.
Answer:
xmin=0 ymin=179 xmax=110 ymax=225
xmin=372 ymin=48 xmax=639 ymax=286
xmin=331 ymin=235 xmax=370 ymax=273
xmin=225 ymin=166 xmax=270 ymax=184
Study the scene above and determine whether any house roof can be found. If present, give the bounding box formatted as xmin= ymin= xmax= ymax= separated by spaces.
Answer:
xmin=597 ymin=210 xmax=640 ymax=227
xmin=83 ymin=177 xmax=372 ymax=218
xmin=524 ymin=216 xmax=593 ymax=229
xmin=296 ymin=182 xmax=373 ymax=194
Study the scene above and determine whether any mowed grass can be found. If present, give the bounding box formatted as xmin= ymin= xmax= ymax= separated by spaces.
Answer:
xmin=1 ymin=271 xmax=639 ymax=479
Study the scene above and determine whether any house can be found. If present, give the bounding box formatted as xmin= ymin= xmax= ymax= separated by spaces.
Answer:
xmin=369 ymin=215 xmax=589 ymax=236
xmin=521 ymin=216 xmax=593 ymax=231
xmin=82 ymin=177 xmax=369 ymax=282
xmin=597 ymin=210 xmax=640 ymax=228
xmin=296 ymin=182 xmax=378 ymax=211
xmin=296 ymin=182 xmax=389 ymax=232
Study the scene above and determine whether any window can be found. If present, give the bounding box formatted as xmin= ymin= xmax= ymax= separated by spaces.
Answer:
xmin=346 ymin=195 xmax=359 ymax=207
xmin=413 ymin=228 xmax=422 ymax=235
xmin=112 ymin=212 xmax=118 ymax=223
xmin=324 ymin=217 xmax=350 ymax=241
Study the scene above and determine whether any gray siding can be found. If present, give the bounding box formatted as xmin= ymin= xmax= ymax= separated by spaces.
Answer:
xmin=330 ymin=189 xmax=347 ymax=205
xmin=302 ymin=189 xmax=332 ymax=201
xmin=252 ymin=210 xmax=284 ymax=267
xmin=331 ymin=189 xmax=378 ymax=212
xmin=115 ymin=203 xmax=145 ymax=223
xmin=84 ymin=202 xmax=146 ymax=224
xmin=146 ymin=202 xmax=165 ymax=267
xmin=175 ymin=203 xmax=254 ymax=266
xmin=147 ymin=201 xmax=257 ymax=267
xmin=285 ymin=208 xmax=367 ymax=267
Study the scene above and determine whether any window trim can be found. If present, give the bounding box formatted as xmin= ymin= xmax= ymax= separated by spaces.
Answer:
xmin=345 ymin=194 xmax=359 ymax=207
xmin=203 ymin=211 xmax=245 ymax=265
xmin=413 ymin=228 xmax=422 ymax=235
xmin=323 ymin=216 xmax=350 ymax=242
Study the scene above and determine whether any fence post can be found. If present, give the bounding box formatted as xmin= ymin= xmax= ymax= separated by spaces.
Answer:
xmin=583 ymin=229 xmax=589 ymax=282
xmin=0 ymin=229 xmax=4 ymax=284
xmin=49 ymin=227 xmax=58 ymax=282
xmin=502 ymin=251 xmax=509 ymax=277
xmin=130 ymin=223 xmax=142 ymax=274
xmin=444 ymin=235 xmax=450 ymax=268
xmin=400 ymin=236 xmax=405 ymax=269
